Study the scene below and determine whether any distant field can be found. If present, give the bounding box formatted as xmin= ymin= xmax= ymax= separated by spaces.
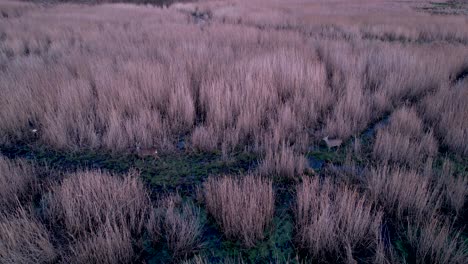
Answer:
xmin=0 ymin=0 xmax=467 ymax=263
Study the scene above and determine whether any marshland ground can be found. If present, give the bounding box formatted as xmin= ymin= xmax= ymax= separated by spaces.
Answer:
xmin=0 ymin=0 xmax=467 ymax=263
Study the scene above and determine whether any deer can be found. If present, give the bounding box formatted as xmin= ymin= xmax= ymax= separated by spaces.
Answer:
xmin=28 ymin=128 xmax=39 ymax=141
xmin=134 ymin=143 xmax=159 ymax=159
xmin=323 ymin=136 xmax=343 ymax=150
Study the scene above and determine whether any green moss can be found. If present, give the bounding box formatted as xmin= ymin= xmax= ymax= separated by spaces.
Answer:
xmin=432 ymin=153 xmax=468 ymax=177
xmin=306 ymin=148 xmax=346 ymax=166
xmin=137 ymin=151 xmax=257 ymax=192
xmin=0 ymin=143 xmax=258 ymax=193
xmin=218 ymin=215 xmax=296 ymax=263
xmin=395 ymin=239 xmax=409 ymax=262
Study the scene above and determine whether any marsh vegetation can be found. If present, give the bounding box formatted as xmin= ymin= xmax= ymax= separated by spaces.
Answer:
xmin=0 ymin=0 xmax=467 ymax=263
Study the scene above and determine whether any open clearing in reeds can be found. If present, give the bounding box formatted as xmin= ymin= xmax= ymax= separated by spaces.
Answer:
xmin=0 ymin=0 xmax=467 ymax=263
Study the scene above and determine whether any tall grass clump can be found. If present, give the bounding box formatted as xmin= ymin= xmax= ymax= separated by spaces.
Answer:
xmin=48 ymin=170 xmax=151 ymax=237
xmin=421 ymin=81 xmax=468 ymax=156
xmin=436 ymin=160 xmax=468 ymax=216
xmin=164 ymin=195 xmax=203 ymax=258
xmin=366 ymin=166 xmax=441 ymax=223
xmin=405 ymin=217 xmax=468 ymax=264
xmin=148 ymin=194 xmax=203 ymax=258
xmin=202 ymin=174 xmax=274 ymax=247
xmin=67 ymin=222 xmax=134 ymax=264
xmin=0 ymin=156 xmax=36 ymax=211
xmin=0 ymin=207 xmax=57 ymax=264
xmin=258 ymin=143 xmax=308 ymax=180
xmin=373 ymin=107 xmax=438 ymax=167
xmin=295 ymin=177 xmax=383 ymax=262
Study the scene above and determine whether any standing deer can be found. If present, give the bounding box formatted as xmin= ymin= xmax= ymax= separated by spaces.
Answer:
xmin=323 ymin=136 xmax=343 ymax=150
xmin=134 ymin=143 xmax=159 ymax=159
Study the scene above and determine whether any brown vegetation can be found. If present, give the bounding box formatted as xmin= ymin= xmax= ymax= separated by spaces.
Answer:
xmin=0 ymin=153 xmax=206 ymax=262
xmin=0 ymin=0 xmax=467 ymax=262
xmin=373 ymin=107 xmax=438 ymax=167
xmin=0 ymin=156 xmax=36 ymax=211
xmin=295 ymin=177 xmax=383 ymax=262
xmin=0 ymin=207 xmax=57 ymax=264
xmin=42 ymin=170 xmax=154 ymax=262
xmin=146 ymin=205 xmax=162 ymax=244
xmin=159 ymin=194 xmax=203 ymax=258
xmin=437 ymin=160 xmax=468 ymax=216
xmin=67 ymin=223 xmax=134 ymax=264
xmin=48 ymin=170 xmax=150 ymax=236
xmin=366 ymin=166 xmax=441 ymax=222
xmin=1 ymin=0 xmax=466 ymax=163
xmin=202 ymin=174 xmax=274 ymax=247
xmin=258 ymin=143 xmax=308 ymax=180
xmin=406 ymin=217 xmax=467 ymax=264
xmin=420 ymin=80 xmax=468 ymax=156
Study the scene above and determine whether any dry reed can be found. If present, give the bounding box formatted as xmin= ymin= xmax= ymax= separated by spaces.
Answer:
xmin=202 ymin=174 xmax=274 ymax=247
xmin=0 ymin=207 xmax=57 ymax=264
xmin=406 ymin=217 xmax=468 ymax=264
xmin=366 ymin=166 xmax=442 ymax=223
xmin=1 ymin=0 xmax=465 ymax=163
xmin=295 ymin=177 xmax=383 ymax=262
xmin=0 ymin=156 xmax=36 ymax=211
xmin=67 ymin=222 xmax=134 ymax=264
xmin=373 ymin=107 xmax=438 ymax=167
xmin=160 ymin=194 xmax=203 ymax=258
xmin=48 ymin=170 xmax=150 ymax=237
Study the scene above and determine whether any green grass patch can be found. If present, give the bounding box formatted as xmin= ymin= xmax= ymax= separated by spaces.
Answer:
xmin=0 ymin=143 xmax=258 ymax=192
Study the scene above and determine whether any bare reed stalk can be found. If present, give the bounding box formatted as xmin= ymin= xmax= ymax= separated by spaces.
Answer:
xmin=373 ymin=107 xmax=438 ymax=167
xmin=159 ymin=194 xmax=203 ymax=258
xmin=421 ymin=81 xmax=468 ymax=156
xmin=0 ymin=206 xmax=57 ymax=264
xmin=437 ymin=160 xmax=468 ymax=216
xmin=258 ymin=142 xmax=308 ymax=180
xmin=366 ymin=166 xmax=442 ymax=223
xmin=202 ymin=174 xmax=274 ymax=247
xmin=48 ymin=170 xmax=151 ymax=237
xmin=296 ymin=177 xmax=383 ymax=262
xmin=0 ymin=0 xmax=466 ymax=160
xmin=0 ymin=156 xmax=36 ymax=211
xmin=146 ymin=205 xmax=162 ymax=245
xmin=406 ymin=217 xmax=468 ymax=264
xmin=67 ymin=222 xmax=134 ymax=264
